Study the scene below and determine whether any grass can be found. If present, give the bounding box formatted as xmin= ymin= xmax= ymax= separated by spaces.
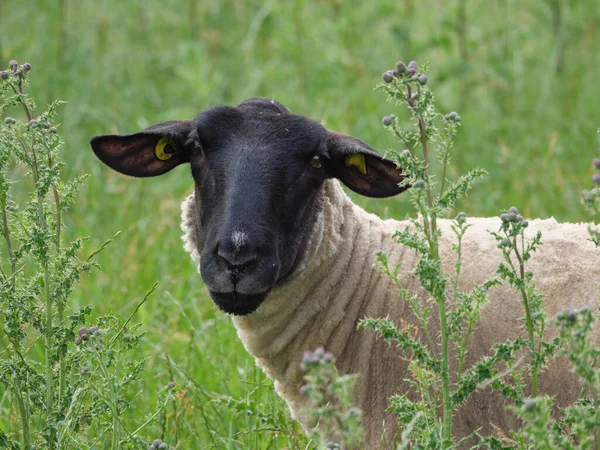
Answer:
xmin=1 ymin=0 xmax=599 ymax=447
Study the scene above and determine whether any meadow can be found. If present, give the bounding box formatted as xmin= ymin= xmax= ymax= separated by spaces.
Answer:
xmin=1 ymin=0 xmax=599 ymax=448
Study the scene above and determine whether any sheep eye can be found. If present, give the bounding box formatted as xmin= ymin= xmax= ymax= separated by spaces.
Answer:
xmin=309 ymin=155 xmax=322 ymax=169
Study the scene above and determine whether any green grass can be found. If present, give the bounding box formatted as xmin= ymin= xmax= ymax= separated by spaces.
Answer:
xmin=1 ymin=0 xmax=599 ymax=447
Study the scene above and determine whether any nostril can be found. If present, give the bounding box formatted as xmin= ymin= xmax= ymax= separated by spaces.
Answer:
xmin=217 ymin=246 xmax=258 ymax=269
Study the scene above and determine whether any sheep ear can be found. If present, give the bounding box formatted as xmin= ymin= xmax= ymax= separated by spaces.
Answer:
xmin=325 ymin=131 xmax=407 ymax=198
xmin=90 ymin=120 xmax=193 ymax=177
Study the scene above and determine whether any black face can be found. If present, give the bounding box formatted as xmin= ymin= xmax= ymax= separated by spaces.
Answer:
xmin=90 ymin=98 xmax=406 ymax=315
xmin=190 ymin=100 xmax=329 ymax=314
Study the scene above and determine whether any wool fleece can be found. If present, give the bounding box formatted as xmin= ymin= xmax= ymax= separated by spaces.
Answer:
xmin=181 ymin=178 xmax=600 ymax=448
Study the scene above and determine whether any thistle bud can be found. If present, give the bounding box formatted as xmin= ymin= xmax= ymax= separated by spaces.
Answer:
xmin=445 ymin=112 xmax=458 ymax=121
xmin=406 ymin=67 xmax=416 ymax=76
xmin=389 ymin=114 xmax=396 ymax=120
xmin=301 ymin=350 xmax=314 ymax=368
xmin=581 ymin=189 xmax=594 ymax=203
xmin=396 ymin=61 xmax=406 ymax=73
xmin=50 ymin=127 xmax=58 ymax=134
xmin=418 ymin=75 xmax=428 ymax=85
xmin=23 ymin=63 xmax=32 ymax=71
xmin=9 ymin=60 xmax=18 ymax=69
xmin=594 ymin=158 xmax=600 ymax=169
xmin=0 ymin=71 xmax=8 ymax=80
xmin=78 ymin=326 xmax=88 ymax=337
xmin=559 ymin=306 xmax=577 ymax=321
xmin=592 ymin=173 xmax=600 ymax=186
xmin=152 ymin=439 xmax=163 ymax=447
xmin=509 ymin=206 xmax=519 ymax=214
xmin=500 ymin=213 xmax=509 ymax=222
xmin=499 ymin=238 xmax=511 ymax=248
xmin=382 ymin=116 xmax=392 ymax=126
xmin=408 ymin=61 xmax=417 ymax=69
xmin=167 ymin=381 xmax=176 ymax=388
xmin=382 ymin=71 xmax=394 ymax=83
xmin=508 ymin=212 xmax=518 ymax=222
xmin=522 ymin=220 xmax=529 ymax=228
xmin=413 ymin=179 xmax=425 ymax=190
xmin=4 ymin=117 xmax=15 ymax=124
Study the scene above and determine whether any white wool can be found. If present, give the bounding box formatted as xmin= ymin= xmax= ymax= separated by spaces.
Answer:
xmin=181 ymin=179 xmax=600 ymax=447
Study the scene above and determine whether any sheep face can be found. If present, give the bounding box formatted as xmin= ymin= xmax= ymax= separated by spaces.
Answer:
xmin=90 ymin=98 xmax=406 ymax=315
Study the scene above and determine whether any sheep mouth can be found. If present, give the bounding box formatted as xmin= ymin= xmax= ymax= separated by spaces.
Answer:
xmin=209 ymin=290 xmax=270 ymax=316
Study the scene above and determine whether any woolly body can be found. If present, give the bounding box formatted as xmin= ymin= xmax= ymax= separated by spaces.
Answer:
xmin=182 ymin=178 xmax=599 ymax=447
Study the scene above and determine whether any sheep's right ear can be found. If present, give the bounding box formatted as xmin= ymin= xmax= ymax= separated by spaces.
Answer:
xmin=90 ymin=120 xmax=193 ymax=177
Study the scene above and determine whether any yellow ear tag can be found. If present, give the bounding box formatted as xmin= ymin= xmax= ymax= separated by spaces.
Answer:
xmin=344 ymin=154 xmax=367 ymax=175
xmin=155 ymin=137 xmax=175 ymax=161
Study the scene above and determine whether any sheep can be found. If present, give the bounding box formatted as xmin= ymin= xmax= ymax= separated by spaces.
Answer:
xmin=91 ymin=97 xmax=600 ymax=448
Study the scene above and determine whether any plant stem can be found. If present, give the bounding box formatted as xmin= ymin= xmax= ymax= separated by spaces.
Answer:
xmin=407 ymin=84 xmax=438 ymax=253
xmin=34 ymin=155 xmax=55 ymax=423
xmin=408 ymin=79 xmax=452 ymax=440
xmin=508 ymin=236 xmax=538 ymax=397
xmin=439 ymin=132 xmax=454 ymax=198
xmin=458 ymin=320 xmax=473 ymax=376
xmin=93 ymin=346 xmax=119 ymax=449
xmin=15 ymin=388 xmax=32 ymax=449
xmin=437 ymin=294 xmax=452 ymax=444
xmin=43 ymin=135 xmax=65 ymax=403
xmin=0 ymin=198 xmax=15 ymax=280
xmin=16 ymin=84 xmax=58 ymax=425
xmin=29 ymin=133 xmax=55 ymax=439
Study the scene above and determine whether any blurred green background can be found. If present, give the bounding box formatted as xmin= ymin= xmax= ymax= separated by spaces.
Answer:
xmin=2 ymin=0 xmax=599 ymax=447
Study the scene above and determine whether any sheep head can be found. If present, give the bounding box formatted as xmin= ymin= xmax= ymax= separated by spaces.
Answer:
xmin=90 ymin=98 xmax=407 ymax=315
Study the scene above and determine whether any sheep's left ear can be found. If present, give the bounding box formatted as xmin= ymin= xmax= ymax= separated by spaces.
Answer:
xmin=90 ymin=120 xmax=193 ymax=178
xmin=325 ymin=131 xmax=407 ymax=198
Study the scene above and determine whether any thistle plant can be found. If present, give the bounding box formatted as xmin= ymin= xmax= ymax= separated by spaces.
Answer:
xmin=0 ymin=60 xmax=174 ymax=449
xmin=362 ymin=60 xmax=490 ymax=447
xmin=504 ymin=307 xmax=600 ymax=450
xmin=359 ymin=60 xmax=592 ymax=449
xmin=491 ymin=207 xmax=561 ymax=398
xmin=298 ymin=348 xmax=362 ymax=450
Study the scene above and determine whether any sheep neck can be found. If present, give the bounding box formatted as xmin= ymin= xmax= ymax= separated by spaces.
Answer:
xmin=231 ymin=179 xmax=409 ymax=394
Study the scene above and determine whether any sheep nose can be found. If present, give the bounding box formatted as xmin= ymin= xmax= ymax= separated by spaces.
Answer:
xmin=217 ymin=246 xmax=258 ymax=269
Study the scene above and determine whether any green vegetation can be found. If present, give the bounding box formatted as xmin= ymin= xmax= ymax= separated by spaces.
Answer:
xmin=1 ymin=1 xmax=599 ymax=448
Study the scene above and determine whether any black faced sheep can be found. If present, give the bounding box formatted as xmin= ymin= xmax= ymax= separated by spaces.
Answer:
xmin=91 ymin=98 xmax=600 ymax=448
